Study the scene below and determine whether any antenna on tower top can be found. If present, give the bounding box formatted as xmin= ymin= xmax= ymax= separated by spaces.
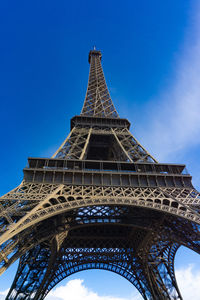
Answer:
xmin=93 ymin=45 xmax=96 ymax=50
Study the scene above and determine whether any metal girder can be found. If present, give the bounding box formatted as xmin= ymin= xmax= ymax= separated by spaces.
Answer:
xmin=53 ymin=127 xmax=158 ymax=162
xmin=0 ymin=183 xmax=200 ymax=277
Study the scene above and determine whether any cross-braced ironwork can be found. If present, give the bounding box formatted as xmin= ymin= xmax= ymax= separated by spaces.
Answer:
xmin=1 ymin=49 xmax=200 ymax=299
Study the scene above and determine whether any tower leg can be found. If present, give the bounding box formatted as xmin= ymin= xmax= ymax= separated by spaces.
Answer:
xmin=6 ymin=243 xmax=52 ymax=300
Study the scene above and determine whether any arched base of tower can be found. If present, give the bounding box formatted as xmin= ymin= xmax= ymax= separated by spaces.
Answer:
xmin=6 ymin=206 xmax=200 ymax=300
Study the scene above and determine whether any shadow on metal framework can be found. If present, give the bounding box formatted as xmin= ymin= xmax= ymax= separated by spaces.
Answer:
xmin=0 ymin=49 xmax=200 ymax=300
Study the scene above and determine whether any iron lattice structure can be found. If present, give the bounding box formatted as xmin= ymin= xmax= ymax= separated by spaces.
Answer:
xmin=0 ymin=49 xmax=200 ymax=300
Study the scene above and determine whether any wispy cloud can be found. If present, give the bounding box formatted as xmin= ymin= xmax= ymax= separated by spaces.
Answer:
xmin=139 ymin=6 xmax=200 ymax=162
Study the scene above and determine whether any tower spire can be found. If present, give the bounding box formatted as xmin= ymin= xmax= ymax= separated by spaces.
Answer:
xmin=81 ymin=49 xmax=119 ymax=118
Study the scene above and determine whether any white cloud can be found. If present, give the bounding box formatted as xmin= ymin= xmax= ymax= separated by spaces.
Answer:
xmin=0 ymin=266 xmax=199 ymax=300
xmin=44 ymin=266 xmax=200 ymax=300
xmin=176 ymin=264 xmax=200 ymax=300
xmin=0 ymin=289 xmax=9 ymax=300
xmin=46 ymin=278 xmax=141 ymax=300
xmin=139 ymin=6 xmax=200 ymax=161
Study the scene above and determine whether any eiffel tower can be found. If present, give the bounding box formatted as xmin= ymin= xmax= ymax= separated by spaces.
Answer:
xmin=1 ymin=49 xmax=200 ymax=300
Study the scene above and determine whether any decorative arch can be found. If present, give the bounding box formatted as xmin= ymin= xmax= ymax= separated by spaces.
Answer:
xmin=5 ymin=205 xmax=200 ymax=299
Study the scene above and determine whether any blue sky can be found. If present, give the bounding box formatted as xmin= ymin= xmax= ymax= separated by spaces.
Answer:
xmin=0 ymin=0 xmax=200 ymax=299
